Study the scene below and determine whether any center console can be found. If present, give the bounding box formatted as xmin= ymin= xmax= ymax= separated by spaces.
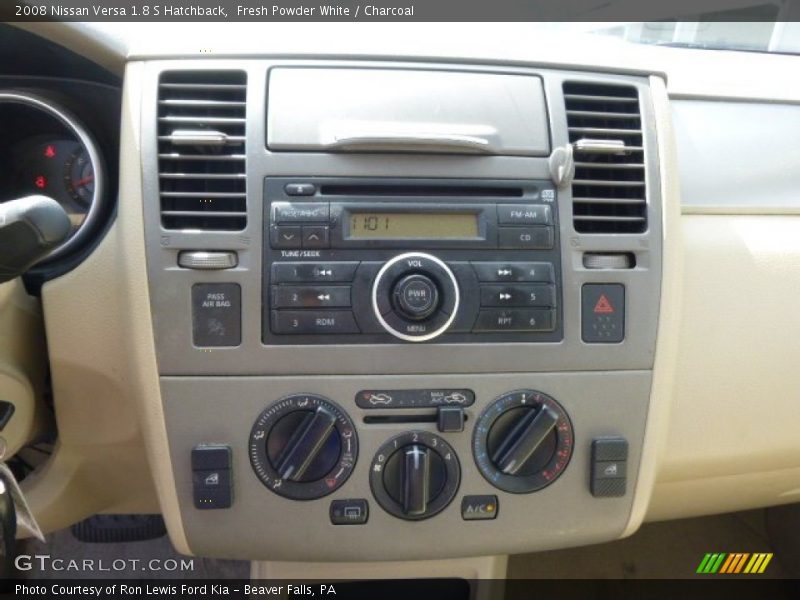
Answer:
xmin=141 ymin=61 xmax=664 ymax=561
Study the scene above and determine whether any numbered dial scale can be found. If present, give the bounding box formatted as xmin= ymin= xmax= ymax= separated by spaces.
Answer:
xmin=473 ymin=390 xmax=573 ymax=493
xmin=370 ymin=431 xmax=461 ymax=521
xmin=248 ymin=394 xmax=358 ymax=500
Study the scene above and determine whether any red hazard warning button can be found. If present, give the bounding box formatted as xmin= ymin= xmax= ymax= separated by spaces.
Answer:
xmin=593 ymin=294 xmax=615 ymax=314
xmin=582 ymin=284 xmax=625 ymax=343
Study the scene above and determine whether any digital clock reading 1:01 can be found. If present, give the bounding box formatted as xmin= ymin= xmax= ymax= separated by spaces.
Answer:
xmin=348 ymin=212 xmax=479 ymax=239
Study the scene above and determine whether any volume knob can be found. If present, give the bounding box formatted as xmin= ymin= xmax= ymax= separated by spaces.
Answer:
xmin=371 ymin=252 xmax=460 ymax=342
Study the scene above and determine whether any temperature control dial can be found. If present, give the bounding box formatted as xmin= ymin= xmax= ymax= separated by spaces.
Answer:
xmin=249 ymin=394 xmax=358 ymax=500
xmin=370 ymin=431 xmax=460 ymax=520
xmin=473 ymin=390 xmax=573 ymax=493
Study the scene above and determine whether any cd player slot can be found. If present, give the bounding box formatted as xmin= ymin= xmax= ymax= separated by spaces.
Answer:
xmin=318 ymin=184 xmax=524 ymax=198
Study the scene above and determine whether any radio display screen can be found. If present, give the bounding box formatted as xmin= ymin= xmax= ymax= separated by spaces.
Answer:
xmin=347 ymin=212 xmax=479 ymax=239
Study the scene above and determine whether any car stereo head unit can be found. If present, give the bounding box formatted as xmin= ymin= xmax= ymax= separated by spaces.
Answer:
xmin=263 ymin=177 xmax=562 ymax=345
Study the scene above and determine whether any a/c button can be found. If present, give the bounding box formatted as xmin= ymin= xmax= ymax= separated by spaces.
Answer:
xmin=461 ymin=495 xmax=498 ymax=520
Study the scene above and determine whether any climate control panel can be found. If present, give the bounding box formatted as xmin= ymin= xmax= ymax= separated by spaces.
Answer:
xmin=244 ymin=389 xmax=585 ymax=522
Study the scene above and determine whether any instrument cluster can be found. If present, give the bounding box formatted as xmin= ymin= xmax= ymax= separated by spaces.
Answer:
xmin=0 ymin=92 xmax=108 ymax=264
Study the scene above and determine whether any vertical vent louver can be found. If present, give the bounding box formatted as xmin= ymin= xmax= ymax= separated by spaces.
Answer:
xmin=158 ymin=70 xmax=247 ymax=231
xmin=563 ymin=82 xmax=647 ymax=234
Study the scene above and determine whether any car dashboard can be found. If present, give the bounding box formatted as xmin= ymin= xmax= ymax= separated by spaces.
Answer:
xmin=1 ymin=22 xmax=799 ymax=575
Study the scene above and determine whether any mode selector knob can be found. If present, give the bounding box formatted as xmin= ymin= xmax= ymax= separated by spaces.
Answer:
xmin=473 ymin=390 xmax=574 ymax=494
xmin=372 ymin=252 xmax=460 ymax=342
xmin=370 ymin=431 xmax=460 ymax=520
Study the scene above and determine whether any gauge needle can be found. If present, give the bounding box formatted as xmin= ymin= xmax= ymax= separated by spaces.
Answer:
xmin=72 ymin=175 xmax=94 ymax=187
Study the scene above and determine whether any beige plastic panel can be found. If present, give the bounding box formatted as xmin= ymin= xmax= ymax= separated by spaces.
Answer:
xmin=21 ymin=62 xmax=170 ymax=536
xmin=0 ymin=279 xmax=49 ymax=458
xmin=647 ymin=215 xmax=800 ymax=521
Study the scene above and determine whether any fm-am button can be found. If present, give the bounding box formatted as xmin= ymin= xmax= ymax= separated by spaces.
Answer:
xmin=271 ymin=310 xmax=360 ymax=334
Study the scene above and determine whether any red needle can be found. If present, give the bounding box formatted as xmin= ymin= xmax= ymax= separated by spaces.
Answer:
xmin=72 ymin=175 xmax=94 ymax=187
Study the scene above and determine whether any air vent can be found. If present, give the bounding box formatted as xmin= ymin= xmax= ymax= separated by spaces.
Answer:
xmin=563 ymin=82 xmax=646 ymax=234
xmin=158 ymin=71 xmax=247 ymax=231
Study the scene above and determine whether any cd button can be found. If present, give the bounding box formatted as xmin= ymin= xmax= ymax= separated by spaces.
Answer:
xmin=497 ymin=204 xmax=552 ymax=226
xmin=498 ymin=226 xmax=554 ymax=249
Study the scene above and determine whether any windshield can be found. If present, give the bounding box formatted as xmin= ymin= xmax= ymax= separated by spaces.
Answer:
xmin=588 ymin=19 xmax=800 ymax=55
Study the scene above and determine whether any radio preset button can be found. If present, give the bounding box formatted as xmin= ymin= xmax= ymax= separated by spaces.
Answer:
xmin=270 ymin=225 xmax=302 ymax=249
xmin=272 ymin=262 xmax=359 ymax=283
xmin=473 ymin=308 xmax=556 ymax=332
xmin=480 ymin=284 xmax=556 ymax=308
xmin=272 ymin=285 xmax=351 ymax=309
xmin=471 ymin=262 xmax=554 ymax=283
xmin=498 ymin=226 xmax=554 ymax=249
xmin=497 ymin=204 xmax=552 ymax=226
xmin=271 ymin=310 xmax=360 ymax=334
xmin=272 ymin=201 xmax=330 ymax=223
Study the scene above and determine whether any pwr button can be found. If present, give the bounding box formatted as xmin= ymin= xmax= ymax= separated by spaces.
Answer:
xmin=582 ymin=284 xmax=625 ymax=343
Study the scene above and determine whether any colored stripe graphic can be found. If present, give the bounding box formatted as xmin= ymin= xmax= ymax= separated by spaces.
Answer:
xmin=698 ymin=552 xmax=773 ymax=574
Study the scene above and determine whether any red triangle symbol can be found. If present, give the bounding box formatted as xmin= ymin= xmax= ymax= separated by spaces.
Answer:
xmin=325 ymin=478 xmax=337 ymax=488
xmin=593 ymin=294 xmax=615 ymax=314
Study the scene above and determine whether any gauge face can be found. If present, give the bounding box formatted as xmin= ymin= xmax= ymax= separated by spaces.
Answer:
xmin=0 ymin=95 xmax=105 ymax=262
xmin=64 ymin=145 xmax=95 ymax=208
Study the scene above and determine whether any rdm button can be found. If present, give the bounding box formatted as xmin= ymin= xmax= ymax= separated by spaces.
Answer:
xmin=192 ymin=284 xmax=241 ymax=347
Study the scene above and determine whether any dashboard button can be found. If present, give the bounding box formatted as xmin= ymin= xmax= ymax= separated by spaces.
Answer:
xmin=473 ymin=308 xmax=555 ymax=332
xmin=272 ymin=262 xmax=359 ymax=283
xmin=272 ymin=201 xmax=329 ymax=223
xmin=272 ymin=285 xmax=351 ymax=309
xmin=191 ymin=283 xmax=241 ymax=347
xmin=480 ymin=284 xmax=556 ymax=308
xmin=271 ymin=310 xmax=360 ymax=334
xmin=437 ymin=407 xmax=465 ymax=433
xmin=192 ymin=445 xmax=233 ymax=510
xmin=284 ymin=183 xmax=317 ymax=196
xmin=471 ymin=262 xmax=554 ymax=283
xmin=270 ymin=225 xmax=302 ymax=249
xmin=497 ymin=204 xmax=552 ymax=225
xmin=461 ymin=495 xmax=498 ymax=521
xmin=582 ymin=283 xmax=625 ymax=343
xmin=330 ymin=499 xmax=369 ymax=525
xmin=591 ymin=438 xmax=628 ymax=498
xmin=302 ymin=225 xmax=330 ymax=249
xmin=498 ymin=226 xmax=553 ymax=249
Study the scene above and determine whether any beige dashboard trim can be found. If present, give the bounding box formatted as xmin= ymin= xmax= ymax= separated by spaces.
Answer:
xmin=622 ymin=76 xmax=683 ymax=537
xmin=117 ymin=60 xmax=190 ymax=553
